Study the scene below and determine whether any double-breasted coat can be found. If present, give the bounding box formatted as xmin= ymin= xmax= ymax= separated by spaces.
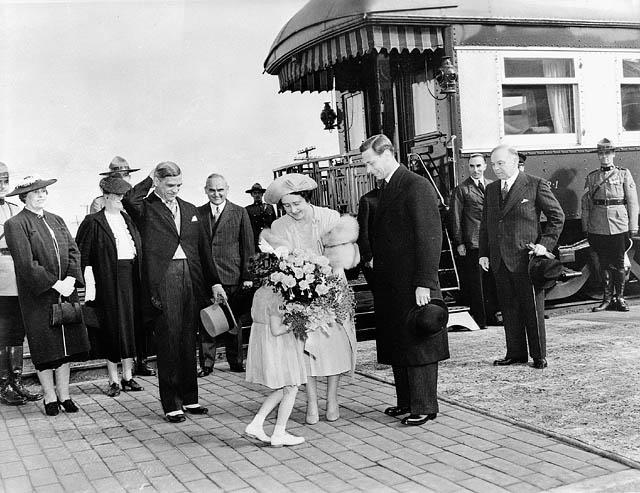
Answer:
xmin=371 ymin=165 xmax=449 ymax=367
xmin=4 ymin=209 xmax=90 ymax=368
xmin=75 ymin=209 xmax=143 ymax=361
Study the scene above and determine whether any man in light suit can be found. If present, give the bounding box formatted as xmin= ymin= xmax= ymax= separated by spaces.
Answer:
xmin=197 ymin=174 xmax=255 ymax=375
xmin=362 ymin=134 xmax=449 ymax=427
xmin=124 ymin=162 xmax=226 ymax=422
xmin=479 ymin=145 xmax=564 ymax=369
xmin=450 ymin=154 xmax=498 ymax=328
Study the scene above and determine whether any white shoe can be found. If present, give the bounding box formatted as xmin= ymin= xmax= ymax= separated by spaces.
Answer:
xmin=270 ymin=432 xmax=305 ymax=447
xmin=244 ymin=423 xmax=270 ymax=443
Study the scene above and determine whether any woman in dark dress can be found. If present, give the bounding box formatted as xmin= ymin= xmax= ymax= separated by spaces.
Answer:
xmin=76 ymin=176 xmax=144 ymax=397
xmin=4 ymin=176 xmax=90 ymax=416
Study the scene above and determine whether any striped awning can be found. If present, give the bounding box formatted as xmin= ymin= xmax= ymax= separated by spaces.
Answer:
xmin=274 ymin=25 xmax=443 ymax=93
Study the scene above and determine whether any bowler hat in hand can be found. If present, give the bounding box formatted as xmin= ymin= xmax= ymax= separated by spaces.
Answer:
xmin=528 ymin=255 xmax=563 ymax=290
xmin=405 ymin=298 xmax=449 ymax=338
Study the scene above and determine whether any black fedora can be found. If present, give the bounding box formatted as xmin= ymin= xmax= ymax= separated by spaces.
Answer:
xmin=405 ymin=298 xmax=449 ymax=337
xmin=528 ymin=255 xmax=563 ymax=290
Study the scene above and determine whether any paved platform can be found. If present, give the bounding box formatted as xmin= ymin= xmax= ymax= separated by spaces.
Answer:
xmin=1 ymin=366 xmax=639 ymax=493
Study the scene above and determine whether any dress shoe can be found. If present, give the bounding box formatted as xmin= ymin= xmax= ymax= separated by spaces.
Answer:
xmin=43 ymin=399 xmax=59 ymax=416
xmin=245 ymin=423 xmax=271 ymax=443
xmin=384 ymin=406 xmax=410 ymax=417
xmin=197 ymin=367 xmax=213 ymax=377
xmin=106 ymin=382 xmax=120 ymax=397
xmin=493 ymin=357 xmax=528 ymax=366
xmin=166 ymin=412 xmax=186 ymax=423
xmin=183 ymin=405 xmax=208 ymax=415
xmin=58 ymin=399 xmax=79 ymax=413
xmin=401 ymin=413 xmax=437 ymax=426
xmin=228 ymin=364 xmax=245 ymax=373
xmin=529 ymin=358 xmax=548 ymax=369
xmin=616 ymin=298 xmax=630 ymax=312
xmin=121 ymin=378 xmax=143 ymax=391
xmin=134 ymin=361 xmax=156 ymax=377
xmin=270 ymin=432 xmax=305 ymax=447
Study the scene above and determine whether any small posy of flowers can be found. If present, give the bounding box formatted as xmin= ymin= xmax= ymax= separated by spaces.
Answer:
xmin=249 ymin=248 xmax=355 ymax=342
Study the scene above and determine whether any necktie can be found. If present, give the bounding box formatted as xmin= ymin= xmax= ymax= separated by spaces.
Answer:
xmin=500 ymin=181 xmax=509 ymax=207
xmin=478 ymin=181 xmax=485 ymax=193
xmin=168 ymin=201 xmax=178 ymax=218
xmin=213 ymin=206 xmax=220 ymax=223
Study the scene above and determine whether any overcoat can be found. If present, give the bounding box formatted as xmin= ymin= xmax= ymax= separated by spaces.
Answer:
xmin=75 ymin=209 xmax=143 ymax=360
xmin=371 ymin=165 xmax=449 ymax=366
xmin=196 ymin=201 xmax=255 ymax=285
xmin=4 ymin=208 xmax=89 ymax=368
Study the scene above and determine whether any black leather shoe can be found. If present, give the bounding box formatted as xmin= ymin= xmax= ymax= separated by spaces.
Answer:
xmin=43 ymin=399 xmax=59 ymax=416
xmin=121 ymin=378 xmax=144 ymax=391
xmin=134 ymin=362 xmax=156 ymax=377
xmin=106 ymin=382 xmax=120 ymax=397
xmin=493 ymin=357 xmax=528 ymax=366
xmin=58 ymin=399 xmax=79 ymax=413
xmin=384 ymin=406 xmax=410 ymax=417
xmin=166 ymin=413 xmax=186 ymax=423
xmin=197 ymin=367 xmax=213 ymax=377
xmin=228 ymin=364 xmax=245 ymax=373
xmin=183 ymin=405 xmax=208 ymax=415
xmin=401 ymin=413 xmax=437 ymax=426
xmin=529 ymin=359 xmax=548 ymax=369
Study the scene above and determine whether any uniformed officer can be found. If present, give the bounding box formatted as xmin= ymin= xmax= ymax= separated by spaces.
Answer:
xmin=245 ymin=183 xmax=276 ymax=250
xmin=582 ymin=138 xmax=639 ymax=312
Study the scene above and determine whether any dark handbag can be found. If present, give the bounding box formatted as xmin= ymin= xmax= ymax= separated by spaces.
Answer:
xmin=51 ymin=296 xmax=83 ymax=327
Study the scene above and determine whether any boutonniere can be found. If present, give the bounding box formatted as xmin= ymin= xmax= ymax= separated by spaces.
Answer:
xmin=191 ymin=216 xmax=198 ymax=222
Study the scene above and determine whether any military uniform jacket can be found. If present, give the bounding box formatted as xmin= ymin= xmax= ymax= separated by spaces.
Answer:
xmin=246 ymin=202 xmax=276 ymax=247
xmin=581 ymin=166 xmax=639 ymax=235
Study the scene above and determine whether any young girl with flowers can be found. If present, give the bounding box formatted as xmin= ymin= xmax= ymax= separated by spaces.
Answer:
xmin=244 ymin=253 xmax=307 ymax=447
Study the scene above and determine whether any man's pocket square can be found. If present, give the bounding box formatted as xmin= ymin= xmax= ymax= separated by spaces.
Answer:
xmin=191 ymin=216 xmax=199 ymax=222
xmin=521 ymin=199 xmax=529 ymax=203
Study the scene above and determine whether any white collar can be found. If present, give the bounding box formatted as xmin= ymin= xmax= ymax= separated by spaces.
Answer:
xmin=502 ymin=172 xmax=519 ymax=191
xmin=210 ymin=200 xmax=226 ymax=214
xmin=385 ymin=164 xmax=400 ymax=183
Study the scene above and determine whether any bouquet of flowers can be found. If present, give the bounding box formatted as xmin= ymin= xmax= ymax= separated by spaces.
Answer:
xmin=250 ymin=248 xmax=355 ymax=342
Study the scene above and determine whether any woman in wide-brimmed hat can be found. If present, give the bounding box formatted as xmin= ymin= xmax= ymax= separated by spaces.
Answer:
xmin=257 ymin=173 xmax=359 ymax=426
xmin=4 ymin=175 xmax=90 ymax=416
xmin=76 ymin=176 xmax=145 ymax=398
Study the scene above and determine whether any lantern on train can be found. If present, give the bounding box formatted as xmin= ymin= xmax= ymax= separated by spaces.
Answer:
xmin=320 ymin=102 xmax=343 ymax=130
xmin=436 ymin=56 xmax=459 ymax=95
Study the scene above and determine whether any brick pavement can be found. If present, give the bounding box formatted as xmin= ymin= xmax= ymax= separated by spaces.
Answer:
xmin=1 ymin=367 xmax=639 ymax=493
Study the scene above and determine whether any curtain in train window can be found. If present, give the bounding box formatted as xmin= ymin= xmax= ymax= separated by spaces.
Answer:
xmin=621 ymin=59 xmax=640 ymax=132
xmin=502 ymin=58 xmax=576 ymax=135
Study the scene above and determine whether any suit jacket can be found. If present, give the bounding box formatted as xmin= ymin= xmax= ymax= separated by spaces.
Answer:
xmin=356 ymin=188 xmax=379 ymax=264
xmin=196 ymin=201 xmax=255 ymax=285
xmin=450 ymin=177 xmax=492 ymax=249
xmin=479 ymin=172 xmax=565 ymax=273
xmin=372 ymin=165 xmax=448 ymax=366
xmin=123 ymin=177 xmax=220 ymax=318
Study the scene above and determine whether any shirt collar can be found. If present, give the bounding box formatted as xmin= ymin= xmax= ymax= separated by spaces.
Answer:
xmin=210 ymin=200 xmax=226 ymax=214
xmin=502 ymin=172 xmax=519 ymax=190
xmin=385 ymin=164 xmax=400 ymax=183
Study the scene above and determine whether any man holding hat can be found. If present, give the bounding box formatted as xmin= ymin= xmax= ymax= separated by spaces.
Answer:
xmin=0 ymin=163 xmax=43 ymax=405
xmin=361 ymin=134 xmax=449 ymax=426
xmin=480 ymin=145 xmax=565 ymax=370
xmin=245 ymin=183 xmax=276 ymax=250
xmin=582 ymin=138 xmax=638 ymax=312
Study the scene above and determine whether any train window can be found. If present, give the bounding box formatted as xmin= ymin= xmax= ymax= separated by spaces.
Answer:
xmin=621 ymin=59 xmax=640 ymax=132
xmin=502 ymin=58 xmax=576 ymax=136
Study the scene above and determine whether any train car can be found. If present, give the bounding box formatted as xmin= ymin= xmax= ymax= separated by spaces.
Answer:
xmin=264 ymin=0 xmax=640 ymax=302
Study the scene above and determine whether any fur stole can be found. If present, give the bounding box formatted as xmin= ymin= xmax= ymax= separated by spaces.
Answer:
xmin=322 ymin=215 xmax=360 ymax=270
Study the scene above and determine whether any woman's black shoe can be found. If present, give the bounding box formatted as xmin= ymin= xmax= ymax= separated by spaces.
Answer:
xmin=121 ymin=378 xmax=144 ymax=391
xmin=384 ymin=406 xmax=410 ymax=417
xmin=43 ymin=399 xmax=60 ymax=416
xmin=58 ymin=399 xmax=79 ymax=413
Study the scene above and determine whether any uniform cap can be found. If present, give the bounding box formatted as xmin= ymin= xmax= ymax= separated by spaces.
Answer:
xmin=99 ymin=156 xmax=140 ymax=176
xmin=597 ymin=138 xmax=615 ymax=152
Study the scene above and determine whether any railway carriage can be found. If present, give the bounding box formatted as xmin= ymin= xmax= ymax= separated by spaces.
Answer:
xmin=264 ymin=0 xmax=640 ymax=306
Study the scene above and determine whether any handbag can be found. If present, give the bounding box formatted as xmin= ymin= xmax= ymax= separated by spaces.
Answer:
xmin=50 ymin=296 xmax=83 ymax=328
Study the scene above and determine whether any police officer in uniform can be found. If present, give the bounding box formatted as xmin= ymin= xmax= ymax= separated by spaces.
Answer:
xmin=245 ymin=183 xmax=276 ymax=250
xmin=582 ymin=138 xmax=639 ymax=312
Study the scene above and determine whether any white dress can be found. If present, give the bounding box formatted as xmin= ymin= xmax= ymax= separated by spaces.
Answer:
xmin=270 ymin=206 xmax=357 ymax=377
xmin=245 ymin=286 xmax=307 ymax=389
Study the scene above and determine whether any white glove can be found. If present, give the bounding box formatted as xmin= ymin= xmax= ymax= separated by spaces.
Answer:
xmin=83 ymin=266 xmax=96 ymax=302
xmin=53 ymin=279 xmax=74 ymax=297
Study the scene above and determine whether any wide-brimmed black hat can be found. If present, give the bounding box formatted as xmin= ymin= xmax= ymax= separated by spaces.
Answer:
xmin=405 ymin=298 xmax=449 ymax=338
xmin=245 ymin=182 xmax=267 ymax=194
xmin=528 ymin=255 xmax=563 ymax=290
xmin=6 ymin=175 xmax=57 ymax=196
xmin=99 ymin=176 xmax=131 ymax=195
xmin=99 ymin=156 xmax=139 ymax=176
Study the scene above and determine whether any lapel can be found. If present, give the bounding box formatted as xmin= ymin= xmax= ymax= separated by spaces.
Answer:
xmin=501 ymin=172 xmax=528 ymax=217
xmin=465 ymin=177 xmax=484 ymax=201
xmin=200 ymin=204 xmax=213 ymax=243
xmin=148 ymin=193 xmax=179 ymax=236
xmin=376 ymin=166 xmax=405 ymax=225
xmin=214 ymin=203 xmax=233 ymax=236
xmin=94 ymin=210 xmax=116 ymax=248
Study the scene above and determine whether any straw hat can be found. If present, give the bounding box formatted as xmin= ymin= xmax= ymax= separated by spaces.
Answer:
xmin=6 ymin=175 xmax=57 ymax=196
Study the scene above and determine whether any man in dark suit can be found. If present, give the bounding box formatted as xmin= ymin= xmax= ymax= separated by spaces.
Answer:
xmin=124 ymin=162 xmax=226 ymax=422
xmin=361 ymin=134 xmax=449 ymax=426
xmin=479 ymin=145 xmax=565 ymax=369
xmin=197 ymin=174 xmax=255 ymax=374
xmin=450 ymin=154 xmax=498 ymax=328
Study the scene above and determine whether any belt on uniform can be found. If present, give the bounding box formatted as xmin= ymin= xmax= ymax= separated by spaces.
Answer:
xmin=0 ymin=248 xmax=10 ymax=255
xmin=593 ymin=199 xmax=627 ymax=206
